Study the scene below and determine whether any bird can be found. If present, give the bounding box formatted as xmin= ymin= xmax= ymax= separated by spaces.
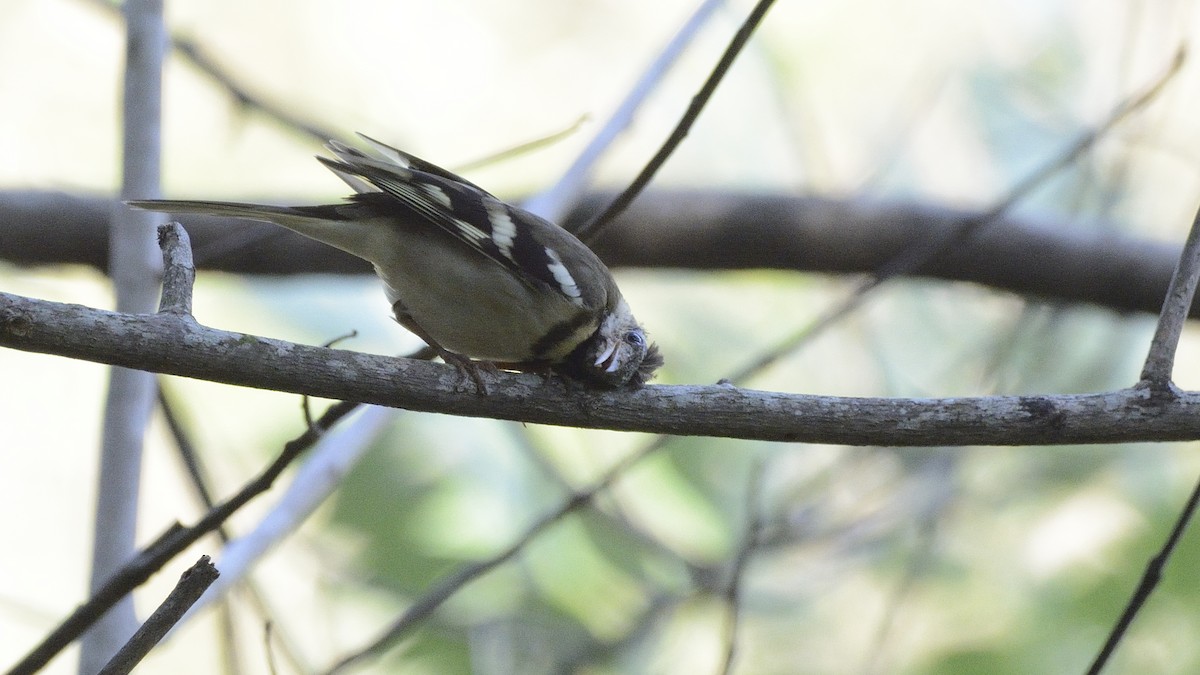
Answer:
xmin=128 ymin=134 xmax=661 ymax=391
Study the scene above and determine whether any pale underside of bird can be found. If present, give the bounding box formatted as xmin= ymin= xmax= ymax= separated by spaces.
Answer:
xmin=129 ymin=134 xmax=661 ymax=391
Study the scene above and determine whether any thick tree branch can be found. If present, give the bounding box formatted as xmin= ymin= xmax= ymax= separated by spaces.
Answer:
xmin=3 ymin=289 xmax=1200 ymax=446
xmin=1 ymin=189 xmax=1187 ymax=321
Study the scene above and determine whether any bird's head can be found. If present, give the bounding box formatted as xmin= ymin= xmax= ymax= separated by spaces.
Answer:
xmin=559 ymin=300 xmax=662 ymax=388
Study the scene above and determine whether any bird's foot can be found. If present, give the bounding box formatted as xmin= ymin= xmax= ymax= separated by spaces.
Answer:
xmin=441 ymin=352 xmax=495 ymax=395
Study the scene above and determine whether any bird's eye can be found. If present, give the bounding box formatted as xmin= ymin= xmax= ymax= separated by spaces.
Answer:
xmin=625 ymin=331 xmax=645 ymax=347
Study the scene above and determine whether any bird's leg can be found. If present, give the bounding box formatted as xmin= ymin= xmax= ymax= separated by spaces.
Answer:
xmin=393 ymin=303 xmax=491 ymax=394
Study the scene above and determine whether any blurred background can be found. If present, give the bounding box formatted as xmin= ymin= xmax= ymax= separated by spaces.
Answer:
xmin=5 ymin=0 xmax=1200 ymax=673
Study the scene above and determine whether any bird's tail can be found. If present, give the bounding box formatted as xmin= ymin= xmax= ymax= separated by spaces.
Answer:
xmin=126 ymin=199 xmax=384 ymax=262
xmin=127 ymin=199 xmax=314 ymax=224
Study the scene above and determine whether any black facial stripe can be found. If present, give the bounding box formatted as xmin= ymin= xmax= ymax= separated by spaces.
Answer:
xmin=532 ymin=312 xmax=597 ymax=360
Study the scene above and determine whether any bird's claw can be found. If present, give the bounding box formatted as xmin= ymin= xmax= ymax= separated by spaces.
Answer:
xmin=443 ymin=353 xmax=495 ymax=395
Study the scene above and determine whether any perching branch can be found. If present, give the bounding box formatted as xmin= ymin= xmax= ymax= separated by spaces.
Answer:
xmin=5 ymin=286 xmax=1200 ymax=445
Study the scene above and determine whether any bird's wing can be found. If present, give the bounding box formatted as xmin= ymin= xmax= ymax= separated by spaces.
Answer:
xmin=318 ymin=143 xmax=596 ymax=309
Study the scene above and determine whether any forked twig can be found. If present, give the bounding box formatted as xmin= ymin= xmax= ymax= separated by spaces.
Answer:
xmin=1088 ymin=198 xmax=1200 ymax=673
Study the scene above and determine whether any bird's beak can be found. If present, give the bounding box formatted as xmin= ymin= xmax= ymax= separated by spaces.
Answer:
xmin=593 ymin=340 xmax=620 ymax=373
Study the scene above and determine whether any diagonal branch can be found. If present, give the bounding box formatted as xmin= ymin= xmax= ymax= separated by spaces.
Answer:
xmin=5 ymin=400 xmax=359 ymax=675
xmin=1085 ymin=473 xmax=1200 ymax=674
xmin=96 ymin=556 xmax=220 ymax=675
xmin=1140 ymin=199 xmax=1200 ymax=389
xmin=576 ymin=0 xmax=778 ymax=242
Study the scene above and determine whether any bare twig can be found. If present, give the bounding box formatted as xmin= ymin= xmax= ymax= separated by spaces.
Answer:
xmin=717 ymin=463 xmax=766 ymax=675
xmin=264 ymin=622 xmax=281 ymax=675
xmin=158 ymin=385 xmax=219 ymax=515
xmin=172 ymin=37 xmax=343 ymax=145
xmin=157 ymin=222 xmax=195 ymax=316
xmin=576 ymin=0 xmax=778 ymax=243
xmin=524 ymin=0 xmax=726 ymax=223
xmin=157 ymin=382 xmax=309 ymax=675
xmin=96 ymin=556 xmax=220 ymax=675
xmin=1140 ymin=201 xmax=1200 ymax=388
xmin=1086 ymin=473 xmax=1200 ymax=675
xmin=181 ymin=405 xmax=394 ymax=620
xmin=323 ymin=438 xmax=667 ymax=674
xmin=452 ymin=116 xmax=590 ymax=173
xmin=729 ymin=48 xmax=1186 ymax=383
xmin=5 ymin=400 xmax=359 ymax=675
xmin=860 ymin=454 xmax=956 ymax=675
xmin=876 ymin=48 xmax=1184 ymax=283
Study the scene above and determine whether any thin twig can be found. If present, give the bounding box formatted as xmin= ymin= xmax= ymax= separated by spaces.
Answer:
xmin=173 ymin=35 xmax=341 ymax=144
xmin=96 ymin=556 xmax=220 ymax=675
xmin=730 ymin=47 xmax=1186 ymax=383
xmin=323 ymin=437 xmax=669 ymax=674
xmin=157 ymin=384 xmax=221 ymax=521
xmin=157 ymin=382 xmax=309 ymax=675
xmin=452 ymin=116 xmax=590 ymax=173
xmin=264 ymin=622 xmax=280 ymax=675
xmin=1085 ymin=472 xmax=1200 ymax=674
xmin=860 ymin=454 xmax=955 ymax=675
xmin=1140 ymin=200 xmax=1200 ymax=388
xmin=876 ymin=48 xmax=1185 ymax=283
xmin=716 ymin=462 xmax=766 ymax=675
xmin=182 ymin=404 xmax=393 ymax=621
xmin=6 ymin=400 xmax=359 ymax=675
xmin=524 ymin=0 xmax=726 ymax=223
xmin=80 ymin=0 xmax=342 ymax=144
xmin=575 ymin=0 xmax=778 ymax=243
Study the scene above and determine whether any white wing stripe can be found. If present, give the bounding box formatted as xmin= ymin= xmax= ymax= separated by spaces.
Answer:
xmin=487 ymin=204 xmax=517 ymax=263
xmin=544 ymin=246 xmax=583 ymax=304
